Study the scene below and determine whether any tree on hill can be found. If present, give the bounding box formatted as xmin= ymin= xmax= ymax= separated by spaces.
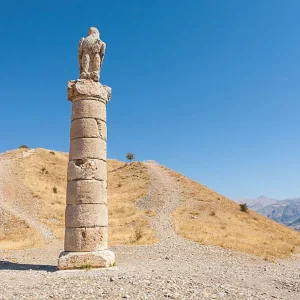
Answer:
xmin=126 ymin=152 xmax=134 ymax=162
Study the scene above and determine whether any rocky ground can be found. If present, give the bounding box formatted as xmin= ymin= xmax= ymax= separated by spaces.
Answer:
xmin=0 ymin=160 xmax=299 ymax=299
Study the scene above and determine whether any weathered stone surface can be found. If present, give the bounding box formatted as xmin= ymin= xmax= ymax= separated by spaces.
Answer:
xmin=59 ymin=27 xmax=114 ymax=270
xmin=67 ymin=159 xmax=106 ymax=181
xmin=69 ymin=138 xmax=106 ymax=160
xmin=72 ymin=99 xmax=106 ymax=121
xmin=58 ymin=250 xmax=115 ymax=270
xmin=71 ymin=118 xmax=100 ymax=139
xmin=67 ymin=180 xmax=107 ymax=205
xmin=65 ymin=204 xmax=108 ymax=227
xmin=64 ymin=227 xmax=108 ymax=252
xmin=78 ymin=27 xmax=106 ymax=82
xmin=96 ymin=119 xmax=107 ymax=141
xmin=68 ymin=79 xmax=111 ymax=102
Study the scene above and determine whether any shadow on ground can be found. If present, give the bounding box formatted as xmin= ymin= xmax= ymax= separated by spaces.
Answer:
xmin=0 ymin=261 xmax=57 ymax=272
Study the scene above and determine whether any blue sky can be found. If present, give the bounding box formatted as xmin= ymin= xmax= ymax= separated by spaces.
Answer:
xmin=0 ymin=0 xmax=299 ymax=200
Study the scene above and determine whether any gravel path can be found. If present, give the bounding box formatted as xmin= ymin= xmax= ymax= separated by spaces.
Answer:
xmin=0 ymin=160 xmax=299 ymax=299
xmin=138 ymin=161 xmax=182 ymax=242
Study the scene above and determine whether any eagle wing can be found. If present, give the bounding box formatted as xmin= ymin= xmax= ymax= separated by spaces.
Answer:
xmin=78 ymin=37 xmax=85 ymax=74
xmin=100 ymin=42 xmax=106 ymax=67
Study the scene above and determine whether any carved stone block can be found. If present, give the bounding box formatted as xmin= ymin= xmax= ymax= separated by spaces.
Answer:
xmin=68 ymin=80 xmax=111 ymax=102
xmin=64 ymin=227 xmax=108 ymax=252
xmin=58 ymin=250 xmax=115 ymax=270
xmin=72 ymin=99 xmax=106 ymax=121
xmin=65 ymin=204 xmax=108 ymax=228
xmin=69 ymin=138 xmax=106 ymax=160
xmin=67 ymin=159 xmax=107 ymax=181
xmin=71 ymin=118 xmax=99 ymax=139
xmin=67 ymin=180 xmax=107 ymax=205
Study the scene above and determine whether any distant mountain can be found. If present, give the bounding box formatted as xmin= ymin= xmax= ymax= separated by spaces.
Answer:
xmin=238 ymin=196 xmax=278 ymax=211
xmin=237 ymin=196 xmax=300 ymax=231
xmin=288 ymin=217 xmax=300 ymax=231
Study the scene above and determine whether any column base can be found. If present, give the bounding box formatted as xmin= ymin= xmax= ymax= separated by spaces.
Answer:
xmin=58 ymin=250 xmax=115 ymax=270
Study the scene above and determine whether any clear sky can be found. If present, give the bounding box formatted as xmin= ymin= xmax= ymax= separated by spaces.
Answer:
xmin=0 ymin=0 xmax=299 ymax=200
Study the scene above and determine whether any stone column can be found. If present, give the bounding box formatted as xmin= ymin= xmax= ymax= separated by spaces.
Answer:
xmin=58 ymin=79 xmax=115 ymax=270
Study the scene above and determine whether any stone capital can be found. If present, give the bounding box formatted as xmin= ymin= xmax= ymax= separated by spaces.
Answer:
xmin=68 ymin=79 xmax=111 ymax=103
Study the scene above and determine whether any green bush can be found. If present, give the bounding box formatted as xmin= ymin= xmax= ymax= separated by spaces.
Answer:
xmin=126 ymin=152 xmax=135 ymax=162
xmin=240 ymin=203 xmax=248 ymax=212
xmin=134 ymin=226 xmax=144 ymax=241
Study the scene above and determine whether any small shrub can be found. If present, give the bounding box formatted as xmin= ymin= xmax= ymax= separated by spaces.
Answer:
xmin=52 ymin=187 xmax=57 ymax=194
xmin=41 ymin=167 xmax=46 ymax=174
xmin=19 ymin=145 xmax=29 ymax=149
xmin=80 ymin=263 xmax=92 ymax=271
xmin=126 ymin=152 xmax=135 ymax=162
xmin=209 ymin=211 xmax=216 ymax=216
xmin=134 ymin=226 xmax=144 ymax=241
xmin=145 ymin=209 xmax=156 ymax=217
xmin=117 ymin=183 xmax=122 ymax=188
xmin=190 ymin=211 xmax=200 ymax=216
xmin=240 ymin=203 xmax=248 ymax=213
xmin=49 ymin=151 xmax=55 ymax=155
xmin=110 ymin=261 xmax=117 ymax=267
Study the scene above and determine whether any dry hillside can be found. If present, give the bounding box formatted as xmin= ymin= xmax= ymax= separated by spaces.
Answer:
xmin=0 ymin=148 xmax=156 ymax=249
xmin=167 ymin=167 xmax=300 ymax=259
xmin=0 ymin=147 xmax=300 ymax=260
xmin=0 ymin=208 xmax=41 ymax=250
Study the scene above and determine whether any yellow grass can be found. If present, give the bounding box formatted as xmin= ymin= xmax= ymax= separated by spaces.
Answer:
xmin=168 ymin=168 xmax=300 ymax=259
xmin=107 ymin=160 xmax=157 ymax=245
xmin=12 ymin=148 xmax=68 ymax=240
xmin=4 ymin=148 xmax=300 ymax=259
xmin=9 ymin=148 xmax=157 ymax=246
xmin=0 ymin=208 xmax=42 ymax=249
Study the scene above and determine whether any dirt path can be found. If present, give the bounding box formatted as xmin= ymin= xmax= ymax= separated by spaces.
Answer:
xmin=0 ymin=160 xmax=299 ymax=299
xmin=0 ymin=152 xmax=54 ymax=242
xmin=138 ymin=161 xmax=182 ymax=242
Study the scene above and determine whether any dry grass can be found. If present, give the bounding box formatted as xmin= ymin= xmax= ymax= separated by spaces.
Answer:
xmin=12 ymin=148 xmax=68 ymax=239
xmin=168 ymin=168 xmax=300 ymax=259
xmin=9 ymin=148 xmax=157 ymax=246
xmin=0 ymin=208 xmax=42 ymax=249
xmin=107 ymin=160 xmax=157 ymax=245
xmin=5 ymin=148 xmax=300 ymax=259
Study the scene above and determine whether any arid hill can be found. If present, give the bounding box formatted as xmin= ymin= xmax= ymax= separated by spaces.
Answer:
xmin=0 ymin=147 xmax=300 ymax=260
